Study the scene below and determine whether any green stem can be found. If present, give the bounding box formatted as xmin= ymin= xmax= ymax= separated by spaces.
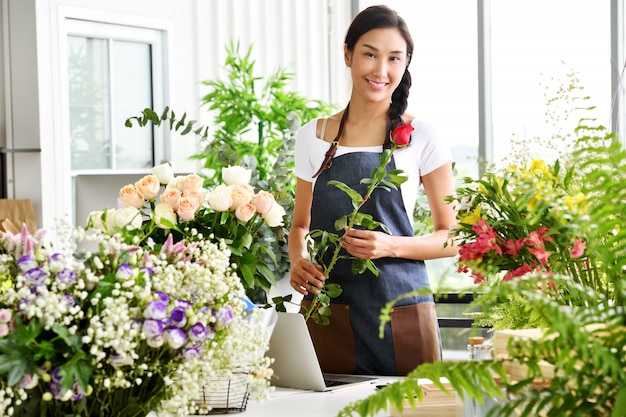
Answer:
xmin=303 ymin=145 xmax=398 ymax=321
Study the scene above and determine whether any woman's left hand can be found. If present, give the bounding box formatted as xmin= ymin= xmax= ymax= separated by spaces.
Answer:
xmin=340 ymin=228 xmax=396 ymax=259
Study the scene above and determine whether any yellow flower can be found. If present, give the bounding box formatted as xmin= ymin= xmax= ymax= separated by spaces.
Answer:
xmin=563 ymin=192 xmax=587 ymax=213
xmin=529 ymin=158 xmax=549 ymax=174
xmin=459 ymin=205 xmax=483 ymax=225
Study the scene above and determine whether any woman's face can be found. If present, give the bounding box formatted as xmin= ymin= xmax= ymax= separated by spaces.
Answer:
xmin=345 ymin=27 xmax=409 ymax=104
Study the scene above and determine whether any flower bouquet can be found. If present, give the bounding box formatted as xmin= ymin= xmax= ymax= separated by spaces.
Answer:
xmin=449 ymin=157 xmax=592 ymax=286
xmin=0 ymin=221 xmax=273 ymax=416
xmin=87 ymin=163 xmax=287 ymax=302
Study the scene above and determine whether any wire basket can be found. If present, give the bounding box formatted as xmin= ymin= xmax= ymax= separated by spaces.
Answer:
xmin=192 ymin=372 xmax=251 ymax=415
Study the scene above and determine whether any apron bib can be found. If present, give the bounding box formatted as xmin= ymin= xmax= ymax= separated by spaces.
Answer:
xmin=304 ymin=152 xmax=441 ymax=376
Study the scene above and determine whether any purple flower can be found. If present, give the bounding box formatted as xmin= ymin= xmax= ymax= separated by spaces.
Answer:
xmin=24 ymin=268 xmax=48 ymax=286
xmin=188 ymin=322 xmax=209 ymax=342
xmin=154 ymin=291 xmax=169 ymax=302
xmin=17 ymin=254 xmax=37 ymax=272
xmin=215 ymin=307 xmax=234 ymax=326
xmin=182 ymin=346 xmax=201 ymax=360
xmin=176 ymin=299 xmax=192 ymax=309
xmin=116 ymin=264 xmax=133 ymax=279
xmin=142 ymin=319 xmax=164 ymax=338
xmin=169 ymin=307 xmax=187 ymax=328
xmin=48 ymin=381 xmax=61 ymax=398
xmin=140 ymin=267 xmax=154 ymax=277
xmin=47 ymin=253 xmax=65 ymax=273
xmin=164 ymin=327 xmax=187 ymax=349
xmin=144 ymin=300 xmax=168 ymax=320
xmin=63 ymin=294 xmax=76 ymax=308
xmin=55 ymin=268 xmax=76 ymax=286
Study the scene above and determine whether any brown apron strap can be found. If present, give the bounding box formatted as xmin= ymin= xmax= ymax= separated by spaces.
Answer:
xmin=311 ymin=104 xmax=350 ymax=179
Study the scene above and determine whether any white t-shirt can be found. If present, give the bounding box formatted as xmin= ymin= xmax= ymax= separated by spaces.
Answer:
xmin=294 ymin=118 xmax=452 ymax=225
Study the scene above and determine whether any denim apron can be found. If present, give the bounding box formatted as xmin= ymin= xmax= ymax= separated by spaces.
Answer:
xmin=304 ymin=151 xmax=441 ymax=376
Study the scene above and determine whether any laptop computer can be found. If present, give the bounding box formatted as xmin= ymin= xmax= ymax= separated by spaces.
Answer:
xmin=266 ymin=312 xmax=378 ymax=392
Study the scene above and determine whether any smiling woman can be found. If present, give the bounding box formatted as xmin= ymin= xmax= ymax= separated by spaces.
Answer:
xmin=288 ymin=4 xmax=458 ymax=377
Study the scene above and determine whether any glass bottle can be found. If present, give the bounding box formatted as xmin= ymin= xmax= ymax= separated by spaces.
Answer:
xmin=466 ymin=336 xmax=496 ymax=417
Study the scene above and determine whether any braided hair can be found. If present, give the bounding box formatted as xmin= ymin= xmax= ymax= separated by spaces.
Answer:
xmin=344 ymin=5 xmax=414 ymax=148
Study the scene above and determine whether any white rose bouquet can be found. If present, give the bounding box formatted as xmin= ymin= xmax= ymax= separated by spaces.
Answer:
xmin=87 ymin=163 xmax=287 ymax=302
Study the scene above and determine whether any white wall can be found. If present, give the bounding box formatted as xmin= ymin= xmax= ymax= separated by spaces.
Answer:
xmin=0 ymin=0 xmax=352 ymax=230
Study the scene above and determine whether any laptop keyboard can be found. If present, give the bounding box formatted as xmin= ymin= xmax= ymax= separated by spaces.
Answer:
xmin=324 ymin=379 xmax=350 ymax=387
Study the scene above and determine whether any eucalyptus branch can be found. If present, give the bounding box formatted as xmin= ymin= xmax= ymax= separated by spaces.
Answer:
xmin=124 ymin=106 xmax=210 ymax=140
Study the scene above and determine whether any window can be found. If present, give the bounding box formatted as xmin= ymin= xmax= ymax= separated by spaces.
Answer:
xmin=66 ymin=20 xmax=166 ymax=171
xmin=490 ymin=1 xmax=610 ymax=163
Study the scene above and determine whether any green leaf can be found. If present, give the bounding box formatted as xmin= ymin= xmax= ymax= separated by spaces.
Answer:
xmin=52 ymin=324 xmax=83 ymax=352
xmin=238 ymin=263 xmax=255 ymax=288
xmin=328 ymin=180 xmax=364 ymax=204
xmin=334 ymin=215 xmax=348 ymax=232
xmin=325 ymin=283 xmax=343 ymax=298
xmin=58 ymin=351 xmax=92 ymax=393
xmin=0 ymin=340 xmax=33 ymax=386
xmin=612 ymin=386 xmax=626 ymax=417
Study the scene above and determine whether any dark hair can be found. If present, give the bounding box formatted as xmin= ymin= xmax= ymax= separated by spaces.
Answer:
xmin=345 ymin=5 xmax=414 ymax=147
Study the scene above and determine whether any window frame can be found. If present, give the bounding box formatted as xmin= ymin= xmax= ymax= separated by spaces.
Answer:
xmin=63 ymin=18 xmax=168 ymax=175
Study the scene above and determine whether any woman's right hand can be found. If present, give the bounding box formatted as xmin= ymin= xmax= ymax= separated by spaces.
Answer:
xmin=289 ymin=258 xmax=325 ymax=295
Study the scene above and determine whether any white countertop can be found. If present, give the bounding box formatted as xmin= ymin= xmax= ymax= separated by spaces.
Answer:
xmin=242 ymin=376 xmax=401 ymax=417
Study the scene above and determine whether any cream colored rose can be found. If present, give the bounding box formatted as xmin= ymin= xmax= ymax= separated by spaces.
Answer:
xmin=222 ymin=166 xmax=252 ymax=186
xmin=207 ymin=185 xmax=233 ymax=212
xmin=229 ymin=184 xmax=255 ymax=210
xmin=114 ymin=207 xmax=142 ymax=230
xmin=166 ymin=176 xmax=187 ymax=192
xmin=135 ymin=174 xmax=160 ymax=200
xmin=184 ymin=190 xmax=206 ymax=210
xmin=118 ymin=184 xmax=145 ymax=209
xmin=182 ymin=174 xmax=204 ymax=194
xmin=251 ymin=191 xmax=275 ymax=214
xmin=151 ymin=163 xmax=175 ymax=185
xmin=262 ymin=202 xmax=286 ymax=227
xmin=160 ymin=188 xmax=181 ymax=210
xmin=154 ymin=203 xmax=177 ymax=229
xmin=104 ymin=208 xmax=117 ymax=232
xmin=176 ymin=197 xmax=197 ymax=221
xmin=235 ymin=203 xmax=257 ymax=222
xmin=87 ymin=211 xmax=105 ymax=231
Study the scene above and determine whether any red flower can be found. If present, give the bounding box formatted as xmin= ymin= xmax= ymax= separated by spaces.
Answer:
xmin=528 ymin=245 xmax=550 ymax=265
xmin=502 ymin=264 xmax=534 ymax=281
xmin=471 ymin=220 xmax=502 ymax=255
xmin=391 ymin=124 xmax=414 ymax=147
xmin=503 ymin=238 xmax=524 ymax=256
xmin=570 ymin=239 xmax=586 ymax=258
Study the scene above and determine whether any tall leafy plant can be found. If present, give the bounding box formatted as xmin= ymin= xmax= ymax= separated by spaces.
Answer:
xmin=196 ymin=40 xmax=335 ymax=192
xmin=195 ymin=41 xmax=335 ymax=296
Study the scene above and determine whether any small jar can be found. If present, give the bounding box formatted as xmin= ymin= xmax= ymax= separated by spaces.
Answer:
xmin=468 ymin=336 xmax=493 ymax=361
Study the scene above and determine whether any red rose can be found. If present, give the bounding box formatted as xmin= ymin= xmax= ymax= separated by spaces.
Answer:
xmin=391 ymin=124 xmax=414 ymax=147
